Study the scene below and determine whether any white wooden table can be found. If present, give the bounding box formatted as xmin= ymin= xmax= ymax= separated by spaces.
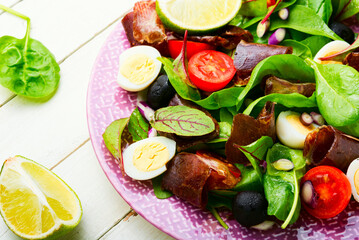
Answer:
xmin=0 ymin=0 xmax=174 ymax=239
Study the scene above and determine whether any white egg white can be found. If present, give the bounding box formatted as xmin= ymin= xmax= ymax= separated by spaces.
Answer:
xmin=117 ymin=46 xmax=162 ymax=92
xmin=276 ymin=111 xmax=318 ymax=149
xmin=314 ymin=40 xmax=350 ymax=64
xmin=122 ymin=136 xmax=176 ymax=180
xmin=346 ymin=158 xmax=359 ymax=202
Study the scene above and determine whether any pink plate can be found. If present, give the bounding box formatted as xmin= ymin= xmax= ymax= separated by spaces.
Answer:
xmin=86 ymin=22 xmax=359 ymax=240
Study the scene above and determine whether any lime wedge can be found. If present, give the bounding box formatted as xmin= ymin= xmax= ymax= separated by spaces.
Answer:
xmin=156 ymin=0 xmax=242 ymax=34
xmin=0 ymin=156 xmax=82 ymax=239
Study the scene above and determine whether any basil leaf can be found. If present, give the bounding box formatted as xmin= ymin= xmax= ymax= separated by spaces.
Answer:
xmin=236 ymin=55 xmax=315 ymax=109
xmin=128 ymin=108 xmax=149 ymax=141
xmin=301 ymin=36 xmax=331 ymax=56
xmin=0 ymin=5 xmax=60 ymax=98
xmin=102 ymin=118 xmax=129 ymax=160
xmin=151 ymin=105 xmax=215 ymax=136
xmin=270 ymin=5 xmax=342 ymax=41
xmin=281 ymin=39 xmax=312 ymax=59
xmin=237 ymin=136 xmax=274 ymax=182
xmin=152 ymin=174 xmax=173 ymax=199
xmin=306 ymin=58 xmax=359 ymax=126
xmin=243 ymin=93 xmax=317 ymax=116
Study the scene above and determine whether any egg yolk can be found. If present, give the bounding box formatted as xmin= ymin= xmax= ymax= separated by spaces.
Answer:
xmin=120 ymin=54 xmax=156 ymax=85
xmin=286 ymin=114 xmax=316 ymax=135
xmin=354 ymin=168 xmax=359 ymax=195
xmin=319 ymin=51 xmax=343 ymax=65
xmin=133 ymin=142 xmax=169 ymax=172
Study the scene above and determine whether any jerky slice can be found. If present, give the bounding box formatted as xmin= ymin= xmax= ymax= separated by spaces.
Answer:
xmin=265 ymin=76 xmax=316 ymax=97
xmin=233 ymin=41 xmax=293 ymax=85
xmin=343 ymin=52 xmax=359 ymax=72
xmin=162 ymin=152 xmax=240 ymax=208
xmin=225 ymin=102 xmax=276 ymax=164
xmin=304 ymin=125 xmax=359 ymax=171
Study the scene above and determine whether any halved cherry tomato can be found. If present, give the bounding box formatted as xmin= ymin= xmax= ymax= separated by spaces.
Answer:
xmin=267 ymin=0 xmax=276 ymax=7
xmin=168 ymin=40 xmax=215 ymax=60
xmin=188 ymin=50 xmax=236 ymax=92
xmin=301 ymin=166 xmax=351 ymax=219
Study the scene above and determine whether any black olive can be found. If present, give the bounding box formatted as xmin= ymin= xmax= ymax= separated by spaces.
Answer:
xmin=329 ymin=22 xmax=355 ymax=44
xmin=147 ymin=75 xmax=176 ymax=110
xmin=232 ymin=191 xmax=268 ymax=227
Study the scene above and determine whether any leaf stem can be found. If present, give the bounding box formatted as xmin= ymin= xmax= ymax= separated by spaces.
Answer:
xmin=281 ymin=170 xmax=298 ymax=229
xmin=208 ymin=207 xmax=229 ymax=230
xmin=0 ymin=4 xmax=31 ymax=51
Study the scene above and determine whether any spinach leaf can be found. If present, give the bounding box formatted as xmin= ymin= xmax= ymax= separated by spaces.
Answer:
xmin=334 ymin=0 xmax=359 ymax=21
xmin=233 ymin=164 xmax=263 ymax=192
xmin=195 ymin=87 xmax=244 ymax=110
xmin=0 ymin=5 xmax=60 ymax=98
xmin=159 ymin=57 xmax=201 ymax=101
xmin=237 ymin=136 xmax=274 ymax=182
xmin=152 ymin=174 xmax=173 ymax=199
xmin=219 ymin=107 xmax=234 ymax=124
xmin=229 ymin=0 xmax=297 ymax=29
xmin=338 ymin=121 xmax=359 ymax=137
xmin=238 ymin=0 xmax=268 ymax=17
xmin=297 ymin=0 xmax=333 ymax=23
xmin=306 ymin=58 xmax=359 ymax=126
xmin=243 ymin=93 xmax=317 ymax=116
xmin=264 ymin=144 xmax=306 ymax=227
xmin=270 ymin=5 xmax=342 ymax=40
xmin=236 ymin=55 xmax=315 ymax=109
xmin=102 ymin=118 xmax=129 ymax=160
xmin=208 ymin=122 xmax=232 ymax=143
xmin=152 ymin=105 xmax=215 ymax=136
xmin=281 ymin=39 xmax=312 ymax=59
xmin=301 ymin=35 xmax=331 ymax=56
xmin=128 ymin=108 xmax=149 ymax=141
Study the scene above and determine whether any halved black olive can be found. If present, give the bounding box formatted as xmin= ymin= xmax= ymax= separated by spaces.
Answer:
xmin=147 ymin=75 xmax=176 ymax=110
xmin=329 ymin=22 xmax=355 ymax=44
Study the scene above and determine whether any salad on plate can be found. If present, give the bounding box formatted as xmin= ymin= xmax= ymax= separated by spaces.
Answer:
xmin=101 ymin=0 xmax=359 ymax=234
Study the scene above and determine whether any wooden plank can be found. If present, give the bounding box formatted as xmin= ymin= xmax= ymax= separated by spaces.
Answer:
xmin=0 ymin=142 xmax=132 ymax=240
xmin=0 ymin=0 xmax=136 ymax=104
xmin=101 ymin=211 xmax=174 ymax=240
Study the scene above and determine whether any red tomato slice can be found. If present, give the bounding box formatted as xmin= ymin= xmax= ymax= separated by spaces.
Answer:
xmin=301 ymin=166 xmax=351 ymax=219
xmin=168 ymin=40 xmax=215 ymax=60
xmin=267 ymin=0 xmax=276 ymax=7
xmin=188 ymin=50 xmax=236 ymax=92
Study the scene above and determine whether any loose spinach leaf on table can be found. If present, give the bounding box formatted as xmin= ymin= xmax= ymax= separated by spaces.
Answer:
xmin=264 ymin=144 xmax=306 ymax=228
xmin=281 ymin=39 xmax=313 ymax=59
xmin=301 ymin=35 xmax=331 ymax=56
xmin=236 ymin=55 xmax=315 ymax=109
xmin=0 ymin=5 xmax=60 ymax=98
xmin=243 ymin=93 xmax=317 ymax=116
xmin=306 ymin=58 xmax=359 ymax=127
xmin=270 ymin=5 xmax=342 ymax=41
xmin=237 ymin=136 xmax=274 ymax=182
xmin=151 ymin=105 xmax=215 ymax=136
xmin=297 ymin=0 xmax=333 ymax=23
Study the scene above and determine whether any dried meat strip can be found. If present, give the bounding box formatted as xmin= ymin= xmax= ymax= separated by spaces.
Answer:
xmin=343 ymin=52 xmax=359 ymax=72
xmin=225 ymin=102 xmax=276 ymax=164
xmin=303 ymin=125 xmax=359 ymax=171
xmin=162 ymin=152 xmax=240 ymax=208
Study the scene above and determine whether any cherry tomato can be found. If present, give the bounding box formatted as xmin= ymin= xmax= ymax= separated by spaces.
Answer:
xmin=267 ymin=0 xmax=276 ymax=7
xmin=188 ymin=50 xmax=236 ymax=92
xmin=168 ymin=40 xmax=215 ymax=60
xmin=301 ymin=166 xmax=351 ymax=219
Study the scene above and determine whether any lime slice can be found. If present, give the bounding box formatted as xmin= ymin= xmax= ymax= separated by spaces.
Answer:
xmin=0 ymin=156 xmax=82 ymax=239
xmin=156 ymin=0 xmax=242 ymax=34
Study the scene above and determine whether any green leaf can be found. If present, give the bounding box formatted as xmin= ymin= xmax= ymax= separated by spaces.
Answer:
xmin=297 ymin=0 xmax=333 ymax=23
xmin=243 ymin=93 xmax=317 ymax=116
xmin=301 ymin=36 xmax=331 ymax=57
xmin=158 ymin=57 xmax=201 ymax=101
xmin=236 ymin=55 xmax=315 ymax=109
xmin=102 ymin=118 xmax=129 ymax=160
xmin=233 ymin=164 xmax=263 ymax=192
xmin=270 ymin=5 xmax=342 ymax=41
xmin=195 ymin=87 xmax=244 ymax=110
xmin=338 ymin=121 xmax=359 ymax=137
xmin=0 ymin=5 xmax=60 ymax=98
xmin=219 ymin=107 xmax=234 ymax=124
xmin=306 ymin=58 xmax=359 ymax=126
xmin=237 ymin=136 xmax=274 ymax=182
xmin=152 ymin=174 xmax=173 ymax=199
xmin=335 ymin=0 xmax=359 ymax=21
xmin=238 ymin=0 xmax=268 ymax=17
xmin=208 ymin=122 xmax=232 ymax=143
xmin=152 ymin=105 xmax=215 ymax=136
xmin=128 ymin=108 xmax=149 ymax=141
xmin=281 ymin=39 xmax=312 ymax=59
